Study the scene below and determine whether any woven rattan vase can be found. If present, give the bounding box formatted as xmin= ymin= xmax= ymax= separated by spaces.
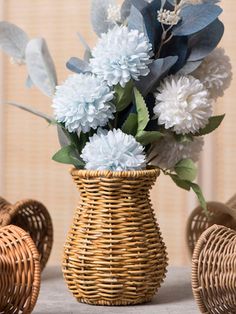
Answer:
xmin=0 ymin=197 xmax=53 ymax=270
xmin=192 ymin=224 xmax=236 ymax=314
xmin=0 ymin=225 xmax=41 ymax=314
xmin=186 ymin=194 xmax=236 ymax=256
xmin=63 ymin=168 xmax=168 ymax=306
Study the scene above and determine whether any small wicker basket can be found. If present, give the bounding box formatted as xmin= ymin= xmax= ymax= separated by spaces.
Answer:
xmin=0 ymin=197 xmax=53 ymax=270
xmin=192 ymin=224 xmax=236 ymax=314
xmin=186 ymin=194 xmax=236 ymax=255
xmin=0 ymin=225 xmax=41 ymax=314
xmin=63 ymin=168 xmax=168 ymax=306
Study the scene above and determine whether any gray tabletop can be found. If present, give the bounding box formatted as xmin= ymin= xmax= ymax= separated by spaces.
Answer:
xmin=34 ymin=266 xmax=199 ymax=314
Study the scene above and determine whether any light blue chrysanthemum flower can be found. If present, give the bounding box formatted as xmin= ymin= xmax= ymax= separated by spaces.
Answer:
xmin=90 ymin=26 xmax=153 ymax=88
xmin=52 ymin=73 xmax=115 ymax=133
xmin=81 ymin=129 xmax=146 ymax=171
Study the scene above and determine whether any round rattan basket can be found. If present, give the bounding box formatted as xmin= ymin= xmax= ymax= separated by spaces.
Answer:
xmin=63 ymin=168 xmax=168 ymax=306
xmin=0 ymin=197 xmax=53 ymax=270
xmin=0 ymin=224 xmax=41 ymax=314
xmin=186 ymin=194 xmax=236 ymax=256
xmin=192 ymin=224 xmax=236 ymax=314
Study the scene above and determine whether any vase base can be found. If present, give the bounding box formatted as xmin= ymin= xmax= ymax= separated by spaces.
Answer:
xmin=74 ymin=296 xmax=155 ymax=306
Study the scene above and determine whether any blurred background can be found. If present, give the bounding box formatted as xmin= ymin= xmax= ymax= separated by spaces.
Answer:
xmin=0 ymin=0 xmax=235 ymax=266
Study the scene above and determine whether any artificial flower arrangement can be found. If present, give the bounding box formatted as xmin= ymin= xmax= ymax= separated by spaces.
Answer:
xmin=0 ymin=0 xmax=232 ymax=211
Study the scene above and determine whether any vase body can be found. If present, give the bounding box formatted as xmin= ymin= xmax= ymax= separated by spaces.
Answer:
xmin=63 ymin=168 xmax=168 ymax=306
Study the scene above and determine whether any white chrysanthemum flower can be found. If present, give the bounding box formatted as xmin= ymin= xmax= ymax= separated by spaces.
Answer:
xmin=193 ymin=48 xmax=232 ymax=99
xmin=149 ymin=135 xmax=204 ymax=169
xmin=157 ymin=9 xmax=181 ymax=25
xmin=52 ymin=73 xmax=115 ymax=133
xmin=90 ymin=26 xmax=153 ymax=88
xmin=81 ymin=129 xmax=146 ymax=171
xmin=154 ymin=75 xmax=212 ymax=135
xmin=107 ymin=4 xmax=121 ymax=23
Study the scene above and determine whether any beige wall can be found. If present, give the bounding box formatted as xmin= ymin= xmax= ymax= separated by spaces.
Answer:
xmin=0 ymin=0 xmax=235 ymax=266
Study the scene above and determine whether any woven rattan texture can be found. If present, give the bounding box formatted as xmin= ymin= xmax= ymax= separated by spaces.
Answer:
xmin=186 ymin=195 xmax=236 ymax=256
xmin=63 ymin=168 xmax=168 ymax=306
xmin=0 ymin=197 xmax=53 ymax=270
xmin=192 ymin=225 xmax=236 ymax=314
xmin=0 ymin=225 xmax=41 ymax=314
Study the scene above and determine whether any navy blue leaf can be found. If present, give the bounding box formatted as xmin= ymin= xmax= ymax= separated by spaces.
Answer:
xmin=66 ymin=57 xmax=91 ymax=74
xmin=131 ymin=0 xmax=149 ymax=12
xmin=172 ymin=4 xmax=222 ymax=36
xmin=188 ymin=19 xmax=224 ymax=61
xmin=136 ymin=56 xmax=178 ymax=95
xmin=160 ymin=36 xmax=188 ymax=73
xmin=140 ymin=0 xmax=163 ymax=51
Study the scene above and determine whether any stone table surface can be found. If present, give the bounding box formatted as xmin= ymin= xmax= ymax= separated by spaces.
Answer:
xmin=34 ymin=266 xmax=199 ymax=314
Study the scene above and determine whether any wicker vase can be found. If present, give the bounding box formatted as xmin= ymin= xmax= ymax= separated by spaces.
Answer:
xmin=63 ymin=168 xmax=168 ymax=306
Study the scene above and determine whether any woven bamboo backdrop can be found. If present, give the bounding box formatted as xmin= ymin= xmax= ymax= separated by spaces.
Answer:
xmin=0 ymin=0 xmax=235 ymax=266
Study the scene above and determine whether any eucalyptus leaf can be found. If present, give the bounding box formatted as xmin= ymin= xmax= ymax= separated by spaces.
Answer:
xmin=114 ymin=80 xmax=134 ymax=112
xmin=175 ymin=159 xmax=197 ymax=182
xmin=58 ymin=123 xmax=81 ymax=151
xmin=121 ymin=113 xmax=138 ymax=136
xmin=7 ymin=101 xmax=54 ymax=124
xmin=136 ymin=56 xmax=178 ymax=96
xmin=136 ymin=130 xmax=163 ymax=146
xmin=91 ymin=0 xmax=115 ymax=36
xmin=121 ymin=0 xmax=132 ymax=21
xmin=52 ymin=145 xmax=85 ymax=168
xmin=133 ymin=87 xmax=149 ymax=133
xmin=177 ymin=60 xmax=202 ymax=75
xmin=188 ymin=19 xmax=224 ymax=61
xmin=57 ymin=125 xmax=70 ymax=147
xmin=0 ymin=21 xmax=29 ymax=59
xmin=25 ymin=38 xmax=57 ymax=97
xmin=128 ymin=5 xmax=147 ymax=36
xmin=172 ymin=4 xmax=222 ymax=36
xmin=25 ymin=75 xmax=34 ymax=88
xmin=66 ymin=57 xmax=91 ymax=74
xmin=77 ymin=32 xmax=92 ymax=62
xmin=141 ymin=0 xmax=163 ymax=50
xmin=195 ymin=114 xmax=225 ymax=136
xmin=131 ymin=0 xmax=149 ymax=11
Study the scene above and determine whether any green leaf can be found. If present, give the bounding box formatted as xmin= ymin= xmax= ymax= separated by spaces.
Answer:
xmin=52 ymin=145 xmax=85 ymax=168
xmin=133 ymin=87 xmax=149 ymax=133
xmin=136 ymin=131 xmax=163 ymax=146
xmin=174 ymin=159 xmax=197 ymax=182
xmin=195 ymin=114 xmax=225 ymax=136
xmin=114 ymin=80 xmax=134 ymax=112
xmin=190 ymin=182 xmax=207 ymax=213
xmin=169 ymin=174 xmax=208 ymax=214
xmin=121 ymin=113 xmax=138 ymax=136
xmin=169 ymin=174 xmax=191 ymax=191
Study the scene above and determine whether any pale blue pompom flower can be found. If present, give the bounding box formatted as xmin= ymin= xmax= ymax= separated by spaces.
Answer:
xmin=81 ymin=129 xmax=146 ymax=171
xmin=90 ymin=26 xmax=153 ymax=88
xmin=52 ymin=73 xmax=115 ymax=133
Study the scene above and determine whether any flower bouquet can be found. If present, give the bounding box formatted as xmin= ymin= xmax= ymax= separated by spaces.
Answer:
xmin=0 ymin=0 xmax=232 ymax=305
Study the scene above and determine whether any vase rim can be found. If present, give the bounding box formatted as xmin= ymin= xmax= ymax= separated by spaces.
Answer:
xmin=70 ymin=167 xmax=160 ymax=179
